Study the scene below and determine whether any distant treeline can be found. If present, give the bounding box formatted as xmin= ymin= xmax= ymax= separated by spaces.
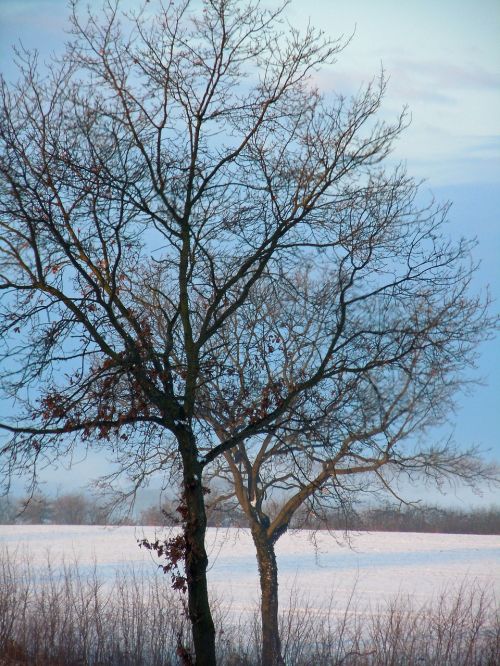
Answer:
xmin=0 ymin=492 xmax=112 ymax=526
xmin=291 ymin=504 xmax=500 ymax=535
xmin=1 ymin=492 xmax=499 ymax=534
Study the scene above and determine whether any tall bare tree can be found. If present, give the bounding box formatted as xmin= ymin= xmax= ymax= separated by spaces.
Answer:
xmin=0 ymin=1 xmax=495 ymax=663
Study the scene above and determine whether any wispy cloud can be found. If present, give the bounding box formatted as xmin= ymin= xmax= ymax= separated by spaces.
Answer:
xmin=311 ymin=57 xmax=500 ymax=107
xmin=388 ymin=59 xmax=500 ymax=102
xmin=465 ymin=135 xmax=500 ymax=156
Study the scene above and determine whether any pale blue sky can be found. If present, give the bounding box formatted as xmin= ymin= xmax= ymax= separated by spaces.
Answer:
xmin=289 ymin=0 xmax=500 ymax=186
xmin=0 ymin=1 xmax=498 ymax=504
xmin=1 ymin=0 xmax=498 ymax=184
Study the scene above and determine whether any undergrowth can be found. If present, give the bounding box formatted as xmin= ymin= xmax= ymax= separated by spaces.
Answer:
xmin=0 ymin=548 xmax=498 ymax=665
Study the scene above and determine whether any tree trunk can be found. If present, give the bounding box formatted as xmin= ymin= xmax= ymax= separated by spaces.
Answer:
xmin=252 ymin=526 xmax=285 ymax=666
xmin=181 ymin=433 xmax=216 ymax=666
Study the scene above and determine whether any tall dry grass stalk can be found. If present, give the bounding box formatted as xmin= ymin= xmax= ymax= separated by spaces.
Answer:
xmin=0 ymin=547 xmax=498 ymax=665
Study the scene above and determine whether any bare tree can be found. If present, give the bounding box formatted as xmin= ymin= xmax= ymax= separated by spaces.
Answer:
xmin=0 ymin=1 xmax=495 ymax=664
xmin=52 ymin=492 xmax=92 ymax=524
xmin=192 ymin=273 xmax=496 ymax=665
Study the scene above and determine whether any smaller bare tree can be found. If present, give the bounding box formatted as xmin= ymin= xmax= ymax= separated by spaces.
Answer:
xmin=197 ymin=274 xmax=497 ymax=665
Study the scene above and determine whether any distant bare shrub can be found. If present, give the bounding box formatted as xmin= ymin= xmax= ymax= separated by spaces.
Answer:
xmin=0 ymin=548 xmax=497 ymax=665
xmin=15 ymin=494 xmax=53 ymax=525
xmin=0 ymin=498 xmax=15 ymax=525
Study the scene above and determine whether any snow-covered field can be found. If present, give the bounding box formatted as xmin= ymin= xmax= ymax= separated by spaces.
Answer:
xmin=1 ymin=526 xmax=499 ymax=616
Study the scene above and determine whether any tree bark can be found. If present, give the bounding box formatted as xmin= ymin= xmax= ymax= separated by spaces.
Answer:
xmin=181 ymin=432 xmax=216 ymax=666
xmin=252 ymin=526 xmax=285 ymax=666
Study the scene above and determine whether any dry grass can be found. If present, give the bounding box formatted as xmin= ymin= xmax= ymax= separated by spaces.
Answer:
xmin=0 ymin=548 xmax=498 ymax=665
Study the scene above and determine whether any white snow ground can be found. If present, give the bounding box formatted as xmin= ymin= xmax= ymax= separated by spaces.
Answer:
xmin=1 ymin=526 xmax=498 ymax=616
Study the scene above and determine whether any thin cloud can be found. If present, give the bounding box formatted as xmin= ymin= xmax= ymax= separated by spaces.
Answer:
xmin=392 ymin=58 xmax=500 ymax=92
xmin=466 ymin=136 xmax=500 ymax=154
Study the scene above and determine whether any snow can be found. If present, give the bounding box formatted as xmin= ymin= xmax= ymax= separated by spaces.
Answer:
xmin=1 ymin=526 xmax=498 ymax=616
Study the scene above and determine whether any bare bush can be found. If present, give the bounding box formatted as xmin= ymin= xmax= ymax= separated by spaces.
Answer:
xmin=0 ymin=549 xmax=188 ymax=665
xmin=0 ymin=549 xmax=497 ymax=666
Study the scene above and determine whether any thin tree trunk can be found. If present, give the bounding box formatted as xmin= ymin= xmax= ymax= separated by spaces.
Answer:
xmin=181 ymin=432 xmax=216 ymax=666
xmin=252 ymin=526 xmax=285 ymax=666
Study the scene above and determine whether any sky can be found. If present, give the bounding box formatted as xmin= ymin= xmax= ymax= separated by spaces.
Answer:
xmin=0 ymin=0 xmax=499 ymax=506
